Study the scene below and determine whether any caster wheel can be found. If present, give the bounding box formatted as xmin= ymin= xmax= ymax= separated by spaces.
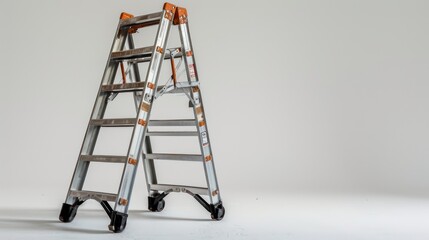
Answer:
xmin=109 ymin=211 xmax=128 ymax=233
xmin=148 ymin=197 xmax=165 ymax=212
xmin=59 ymin=203 xmax=79 ymax=223
xmin=148 ymin=195 xmax=165 ymax=212
xmin=211 ymin=205 xmax=225 ymax=221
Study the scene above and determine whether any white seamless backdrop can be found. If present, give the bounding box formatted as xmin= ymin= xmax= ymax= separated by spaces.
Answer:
xmin=0 ymin=0 xmax=428 ymax=210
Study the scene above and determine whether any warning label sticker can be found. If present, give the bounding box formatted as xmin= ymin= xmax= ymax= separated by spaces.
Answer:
xmin=188 ymin=64 xmax=196 ymax=79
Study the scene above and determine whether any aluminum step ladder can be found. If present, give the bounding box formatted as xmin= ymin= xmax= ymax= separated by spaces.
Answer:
xmin=59 ymin=3 xmax=225 ymax=233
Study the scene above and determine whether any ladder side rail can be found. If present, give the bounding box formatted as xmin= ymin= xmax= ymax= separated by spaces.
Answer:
xmin=65 ymin=21 xmax=129 ymax=205
xmin=113 ymin=5 xmax=176 ymax=214
xmin=127 ymin=34 xmax=159 ymax=194
xmin=176 ymin=10 xmax=221 ymax=205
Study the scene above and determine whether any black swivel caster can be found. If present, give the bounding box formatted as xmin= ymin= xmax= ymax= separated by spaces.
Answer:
xmin=109 ymin=211 xmax=128 ymax=233
xmin=59 ymin=202 xmax=81 ymax=223
xmin=210 ymin=204 xmax=225 ymax=220
xmin=148 ymin=193 xmax=166 ymax=212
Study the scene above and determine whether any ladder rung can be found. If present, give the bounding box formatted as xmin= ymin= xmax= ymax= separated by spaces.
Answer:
xmin=90 ymin=118 xmax=135 ymax=127
xmin=101 ymin=82 xmax=146 ymax=93
xmin=150 ymin=184 xmax=209 ymax=195
xmin=69 ymin=190 xmax=117 ymax=202
xmin=80 ymin=155 xmax=127 ymax=163
xmin=148 ymin=119 xmax=196 ymax=126
xmin=100 ymin=82 xmax=186 ymax=93
xmin=89 ymin=118 xmax=196 ymax=127
xmin=145 ymin=153 xmax=203 ymax=161
xmin=111 ymin=46 xmax=154 ymax=61
xmin=146 ymin=131 xmax=198 ymax=136
xmin=120 ymin=12 xmax=163 ymax=28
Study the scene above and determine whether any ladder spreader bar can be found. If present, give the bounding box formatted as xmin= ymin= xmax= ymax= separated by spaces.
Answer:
xmin=150 ymin=184 xmax=209 ymax=195
xmin=70 ymin=190 xmax=117 ymax=202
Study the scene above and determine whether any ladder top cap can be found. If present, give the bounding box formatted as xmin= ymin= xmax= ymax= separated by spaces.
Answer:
xmin=120 ymin=12 xmax=134 ymax=20
xmin=163 ymin=2 xmax=177 ymax=12
xmin=173 ymin=7 xmax=188 ymax=25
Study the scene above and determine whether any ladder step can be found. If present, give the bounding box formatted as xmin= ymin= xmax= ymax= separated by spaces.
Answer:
xmin=90 ymin=118 xmax=135 ymax=127
xmin=120 ymin=12 xmax=163 ymax=28
xmin=145 ymin=153 xmax=203 ymax=161
xmin=111 ymin=46 xmax=154 ymax=61
xmin=69 ymin=190 xmax=117 ymax=202
xmin=100 ymin=82 xmax=187 ymax=93
xmin=90 ymin=118 xmax=196 ymax=127
xmin=101 ymin=82 xmax=146 ymax=93
xmin=150 ymin=184 xmax=209 ymax=196
xmin=80 ymin=155 xmax=127 ymax=163
xmin=147 ymin=131 xmax=198 ymax=136
xmin=110 ymin=47 xmax=183 ymax=62
xmin=149 ymin=119 xmax=196 ymax=126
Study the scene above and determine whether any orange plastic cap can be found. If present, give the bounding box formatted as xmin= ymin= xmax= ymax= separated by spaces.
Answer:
xmin=120 ymin=12 xmax=134 ymax=20
xmin=163 ymin=2 xmax=176 ymax=12
xmin=173 ymin=7 xmax=188 ymax=25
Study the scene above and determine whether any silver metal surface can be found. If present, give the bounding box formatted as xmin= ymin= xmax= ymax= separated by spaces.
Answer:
xmin=111 ymin=46 xmax=154 ymax=60
xmin=101 ymin=82 xmax=146 ymax=93
xmin=148 ymin=119 xmax=196 ymax=126
xmin=70 ymin=190 xmax=117 ymax=202
xmin=144 ymin=153 xmax=202 ymax=161
xmin=150 ymin=184 xmax=209 ymax=195
xmin=114 ymin=8 xmax=174 ymax=214
xmin=146 ymin=131 xmax=198 ymax=136
xmin=120 ymin=12 xmax=162 ymax=28
xmin=65 ymin=18 xmax=129 ymax=205
xmin=101 ymin=82 xmax=188 ymax=94
xmin=89 ymin=118 xmax=135 ymax=127
xmin=89 ymin=118 xmax=196 ymax=127
xmin=80 ymin=155 xmax=127 ymax=163
xmin=178 ymin=20 xmax=222 ymax=204
xmin=64 ymin=7 xmax=223 ymax=218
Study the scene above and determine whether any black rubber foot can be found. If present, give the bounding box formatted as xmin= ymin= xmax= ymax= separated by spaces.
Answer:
xmin=210 ymin=203 xmax=225 ymax=220
xmin=148 ymin=194 xmax=165 ymax=212
xmin=59 ymin=203 xmax=79 ymax=223
xmin=108 ymin=211 xmax=128 ymax=233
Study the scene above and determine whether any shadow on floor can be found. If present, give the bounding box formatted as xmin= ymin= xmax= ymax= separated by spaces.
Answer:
xmin=0 ymin=218 xmax=109 ymax=234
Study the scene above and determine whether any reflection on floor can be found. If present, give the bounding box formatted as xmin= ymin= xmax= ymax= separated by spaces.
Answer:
xmin=1 ymin=193 xmax=429 ymax=240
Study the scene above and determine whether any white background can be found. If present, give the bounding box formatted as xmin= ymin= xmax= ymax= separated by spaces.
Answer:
xmin=0 ymin=0 xmax=429 ymax=239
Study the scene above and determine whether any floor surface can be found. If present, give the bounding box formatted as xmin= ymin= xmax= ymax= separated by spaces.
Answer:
xmin=1 ymin=193 xmax=429 ymax=240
